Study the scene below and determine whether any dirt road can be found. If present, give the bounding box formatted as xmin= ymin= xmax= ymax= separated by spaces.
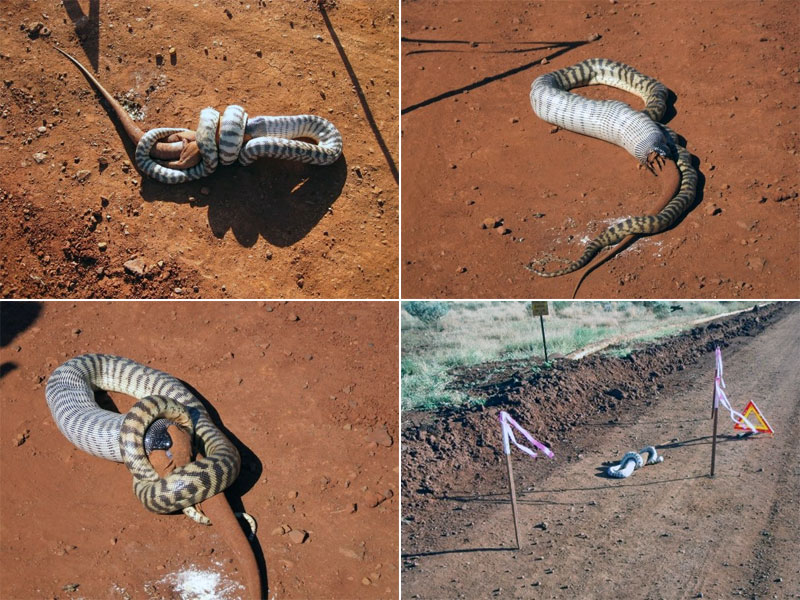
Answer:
xmin=1 ymin=301 xmax=398 ymax=599
xmin=402 ymin=304 xmax=799 ymax=599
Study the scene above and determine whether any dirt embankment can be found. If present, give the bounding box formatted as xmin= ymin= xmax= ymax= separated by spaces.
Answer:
xmin=402 ymin=302 xmax=788 ymax=513
xmin=1 ymin=301 xmax=398 ymax=599
xmin=1 ymin=1 xmax=398 ymax=299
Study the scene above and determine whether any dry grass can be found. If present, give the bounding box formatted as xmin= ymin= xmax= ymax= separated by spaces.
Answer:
xmin=402 ymin=301 xmax=763 ymax=411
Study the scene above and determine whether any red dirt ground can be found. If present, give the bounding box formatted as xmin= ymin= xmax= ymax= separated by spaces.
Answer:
xmin=401 ymin=303 xmax=799 ymax=599
xmin=0 ymin=301 xmax=398 ymax=599
xmin=1 ymin=1 xmax=398 ymax=299
xmin=401 ymin=1 xmax=799 ymax=299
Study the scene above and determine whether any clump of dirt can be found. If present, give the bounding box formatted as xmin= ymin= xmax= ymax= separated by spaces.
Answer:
xmin=402 ymin=303 xmax=788 ymax=511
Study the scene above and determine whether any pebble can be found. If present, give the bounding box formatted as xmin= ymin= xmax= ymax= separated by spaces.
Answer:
xmin=174 ymin=287 xmax=183 ymax=294
xmin=265 ymin=250 xmax=273 ymax=260
xmin=510 ymin=117 xmax=519 ymax=124
xmin=37 ymin=126 xmax=47 ymax=134
xmin=588 ymin=32 xmax=601 ymax=41
xmin=541 ymin=58 xmax=549 ymax=65
xmin=287 ymin=313 xmax=300 ymax=322
xmin=168 ymin=46 xmax=176 ymax=56
xmin=549 ymin=125 xmax=559 ymax=133
xmin=14 ymin=430 xmax=30 ymax=446
xmin=123 ymin=258 xmax=146 ymax=277
xmin=362 ymin=577 xmax=372 ymax=585
xmin=75 ymin=169 xmax=92 ymax=183
xmin=288 ymin=529 xmax=308 ymax=544
xmin=456 ymin=266 xmax=467 ymax=274
xmin=255 ymin=49 xmax=262 ymax=57
xmin=32 ymin=152 xmax=47 ymax=164
xmin=98 ymin=242 xmax=107 ymax=251
xmin=482 ymin=217 xmax=502 ymax=229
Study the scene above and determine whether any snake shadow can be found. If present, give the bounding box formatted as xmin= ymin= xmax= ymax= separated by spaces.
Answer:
xmin=139 ymin=154 xmax=347 ymax=248
xmin=0 ymin=301 xmax=43 ymax=379
xmin=182 ymin=381 xmax=269 ymax=596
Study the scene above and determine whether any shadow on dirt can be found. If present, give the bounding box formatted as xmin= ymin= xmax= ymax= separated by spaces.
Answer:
xmin=403 ymin=546 xmax=511 ymax=558
xmin=0 ymin=301 xmax=43 ymax=379
xmin=139 ymin=155 xmax=347 ymax=248
xmin=401 ymin=39 xmax=589 ymax=114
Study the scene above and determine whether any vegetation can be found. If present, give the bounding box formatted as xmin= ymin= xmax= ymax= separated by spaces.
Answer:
xmin=402 ymin=301 xmax=763 ymax=411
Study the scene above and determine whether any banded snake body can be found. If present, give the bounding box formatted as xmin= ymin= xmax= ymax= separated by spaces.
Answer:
xmin=528 ymin=58 xmax=697 ymax=277
xmin=606 ymin=445 xmax=663 ymax=478
xmin=56 ymin=48 xmax=343 ymax=184
xmin=45 ymin=354 xmax=240 ymax=517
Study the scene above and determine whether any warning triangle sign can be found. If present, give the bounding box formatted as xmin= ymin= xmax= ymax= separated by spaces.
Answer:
xmin=733 ymin=401 xmax=774 ymax=434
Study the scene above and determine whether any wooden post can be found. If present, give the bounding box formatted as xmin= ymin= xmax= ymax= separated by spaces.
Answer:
xmin=710 ymin=381 xmax=719 ymax=477
xmin=539 ymin=315 xmax=548 ymax=362
xmin=505 ymin=452 xmax=521 ymax=549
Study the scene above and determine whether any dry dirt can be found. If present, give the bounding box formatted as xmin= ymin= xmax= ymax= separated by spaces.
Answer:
xmin=401 ymin=302 xmax=799 ymax=599
xmin=1 ymin=1 xmax=398 ymax=299
xmin=0 ymin=300 xmax=398 ymax=599
xmin=401 ymin=0 xmax=799 ymax=299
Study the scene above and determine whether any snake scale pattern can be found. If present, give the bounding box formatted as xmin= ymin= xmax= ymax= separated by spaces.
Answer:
xmin=607 ymin=446 xmax=663 ymax=478
xmin=528 ymin=58 xmax=697 ymax=277
xmin=135 ymin=107 xmax=343 ymax=184
xmin=45 ymin=354 xmax=241 ymax=514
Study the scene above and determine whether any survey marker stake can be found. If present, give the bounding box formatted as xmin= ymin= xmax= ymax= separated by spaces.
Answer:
xmin=498 ymin=411 xmax=555 ymax=549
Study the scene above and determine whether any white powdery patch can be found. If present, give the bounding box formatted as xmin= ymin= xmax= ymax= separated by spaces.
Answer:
xmin=159 ymin=565 xmax=243 ymax=600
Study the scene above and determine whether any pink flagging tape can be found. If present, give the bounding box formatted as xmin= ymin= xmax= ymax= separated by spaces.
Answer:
xmin=498 ymin=411 xmax=555 ymax=459
xmin=715 ymin=377 xmax=757 ymax=433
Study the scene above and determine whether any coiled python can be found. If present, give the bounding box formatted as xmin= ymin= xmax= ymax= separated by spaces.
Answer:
xmin=527 ymin=58 xmax=697 ymax=277
xmin=606 ymin=446 xmax=663 ymax=478
xmin=45 ymin=354 xmax=241 ymax=516
xmin=56 ymin=47 xmax=343 ymax=185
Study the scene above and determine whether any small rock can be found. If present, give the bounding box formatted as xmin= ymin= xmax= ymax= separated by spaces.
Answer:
xmin=168 ymin=46 xmax=176 ymax=56
xmin=155 ymin=53 xmax=164 ymax=65
xmin=362 ymin=577 xmax=372 ymax=586
xmin=288 ymin=529 xmax=308 ymax=544
xmin=495 ymin=226 xmax=511 ymax=235
xmin=98 ymin=242 xmax=107 ymax=251
xmin=14 ymin=430 xmax=30 ymax=446
xmin=75 ymin=169 xmax=92 ymax=183
xmin=255 ymin=49 xmax=263 ymax=57
xmin=265 ymin=250 xmax=273 ymax=260
xmin=123 ymin=258 xmax=146 ymax=277
xmin=541 ymin=58 xmax=549 ymax=65
xmin=588 ymin=32 xmax=601 ymax=41
xmin=37 ymin=126 xmax=47 ymax=134
xmin=287 ymin=313 xmax=300 ymax=322
xmin=482 ymin=217 xmax=502 ymax=229
xmin=535 ymin=521 xmax=548 ymax=531
xmin=174 ymin=287 xmax=183 ymax=294
xmin=456 ymin=266 xmax=467 ymax=274
xmin=549 ymin=125 xmax=559 ymax=133
xmin=32 ymin=152 xmax=47 ymax=164
xmin=510 ymin=117 xmax=519 ymax=124
xmin=62 ymin=583 xmax=79 ymax=593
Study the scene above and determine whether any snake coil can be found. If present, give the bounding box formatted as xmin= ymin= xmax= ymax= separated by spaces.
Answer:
xmin=136 ymin=105 xmax=343 ymax=184
xmin=45 ymin=354 xmax=241 ymax=515
xmin=527 ymin=58 xmax=697 ymax=277
xmin=606 ymin=446 xmax=663 ymax=479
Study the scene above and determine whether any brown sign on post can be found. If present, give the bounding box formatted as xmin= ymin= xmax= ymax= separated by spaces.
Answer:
xmin=529 ymin=302 xmax=550 ymax=362
xmin=529 ymin=301 xmax=549 ymax=316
